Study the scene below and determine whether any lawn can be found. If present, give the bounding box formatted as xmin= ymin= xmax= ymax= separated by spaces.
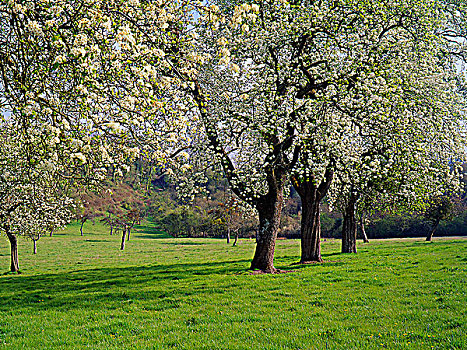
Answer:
xmin=0 ymin=221 xmax=465 ymax=349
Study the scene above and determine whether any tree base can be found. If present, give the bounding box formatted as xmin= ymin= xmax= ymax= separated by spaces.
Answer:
xmin=249 ymin=268 xmax=293 ymax=275
xmin=249 ymin=265 xmax=277 ymax=273
xmin=298 ymin=258 xmax=324 ymax=264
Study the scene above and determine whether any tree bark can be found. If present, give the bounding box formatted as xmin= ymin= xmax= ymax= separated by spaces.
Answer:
xmin=342 ymin=194 xmax=358 ymax=253
xmin=300 ymin=193 xmax=322 ymax=262
xmin=293 ymin=167 xmax=333 ymax=263
xmin=80 ymin=219 xmax=86 ymax=236
xmin=6 ymin=230 xmax=20 ymax=273
xmin=233 ymin=230 xmax=239 ymax=246
xmin=121 ymin=228 xmax=127 ymax=250
xmin=250 ymin=169 xmax=287 ymax=273
xmin=33 ymin=240 xmax=37 ymax=254
xmin=426 ymin=219 xmax=440 ymax=242
xmin=360 ymin=215 xmax=369 ymax=243
xmin=127 ymin=228 xmax=131 ymax=241
xmin=49 ymin=229 xmax=54 ymax=237
xmin=226 ymin=228 xmax=230 ymax=244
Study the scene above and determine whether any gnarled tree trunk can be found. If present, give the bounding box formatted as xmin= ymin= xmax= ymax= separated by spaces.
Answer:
xmin=300 ymin=195 xmax=322 ymax=262
xmin=33 ymin=240 xmax=37 ymax=254
xmin=6 ymin=229 xmax=20 ymax=273
xmin=342 ymin=193 xmax=358 ymax=253
xmin=250 ymin=168 xmax=288 ymax=273
xmin=293 ymin=168 xmax=333 ymax=263
xmin=250 ymin=190 xmax=284 ymax=273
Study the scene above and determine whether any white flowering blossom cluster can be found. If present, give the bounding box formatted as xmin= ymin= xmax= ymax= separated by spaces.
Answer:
xmin=0 ymin=0 xmax=197 ymax=184
xmin=11 ymin=184 xmax=74 ymax=254
xmin=0 ymin=125 xmax=75 ymax=269
xmin=169 ymin=0 xmax=466 ymax=269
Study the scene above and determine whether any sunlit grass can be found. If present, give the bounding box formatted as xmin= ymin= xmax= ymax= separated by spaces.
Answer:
xmin=0 ymin=221 xmax=465 ymax=349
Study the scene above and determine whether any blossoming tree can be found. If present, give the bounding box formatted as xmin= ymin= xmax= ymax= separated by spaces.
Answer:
xmin=173 ymin=0 xmax=466 ymax=271
xmin=1 ymin=0 xmax=466 ymax=274
xmin=0 ymin=0 xmax=195 ymax=179
xmin=0 ymin=125 xmax=73 ymax=272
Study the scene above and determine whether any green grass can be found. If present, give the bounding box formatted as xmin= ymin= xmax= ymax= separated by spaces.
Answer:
xmin=0 ymin=221 xmax=465 ymax=349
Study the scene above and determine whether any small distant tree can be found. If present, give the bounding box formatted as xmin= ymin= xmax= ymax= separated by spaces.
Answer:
xmin=98 ymin=184 xmax=145 ymax=249
xmin=125 ymin=209 xmax=141 ymax=241
xmin=0 ymin=123 xmax=75 ymax=272
xmin=75 ymin=192 xmax=103 ymax=236
xmin=212 ymin=196 xmax=257 ymax=245
xmin=116 ymin=208 xmax=142 ymax=250
xmin=424 ymin=195 xmax=463 ymax=242
xmin=22 ymin=190 xmax=73 ymax=254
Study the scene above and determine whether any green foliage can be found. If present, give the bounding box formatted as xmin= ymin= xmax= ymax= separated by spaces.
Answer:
xmin=424 ymin=196 xmax=459 ymax=227
xmin=0 ymin=222 xmax=465 ymax=349
xmin=157 ymin=207 xmax=224 ymax=238
xmin=319 ymin=210 xmax=467 ymax=240
xmin=366 ymin=215 xmax=430 ymax=239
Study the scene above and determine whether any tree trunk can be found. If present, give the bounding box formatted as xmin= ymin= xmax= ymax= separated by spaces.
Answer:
xmin=109 ymin=213 xmax=113 ymax=235
xmin=360 ymin=215 xmax=369 ymax=243
xmin=127 ymin=228 xmax=131 ymax=241
xmin=121 ymin=228 xmax=127 ymax=250
xmin=426 ymin=219 xmax=440 ymax=242
xmin=33 ymin=240 xmax=37 ymax=254
xmin=293 ymin=168 xmax=333 ymax=263
xmin=233 ymin=230 xmax=239 ymax=246
xmin=300 ymin=194 xmax=322 ymax=262
xmin=192 ymin=83 xmax=295 ymax=273
xmin=342 ymin=194 xmax=358 ymax=253
xmin=250 ymin=182 xmax=285 ymax=273
xmin=80 ymin=219 xmax=86 ymax=236
xmin=226 ymin=228 xmax=231 ymax=244
xmin=49 ymin=229 xmax=54 ymax=237
xmin=6 ymin=230 xmax=20 ymax=273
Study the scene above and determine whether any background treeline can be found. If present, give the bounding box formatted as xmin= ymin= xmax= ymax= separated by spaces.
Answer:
xmin=150 ymin=188 xmax=467 ymax=240
xmin=101 ymin=163 xmax=467 ymax=241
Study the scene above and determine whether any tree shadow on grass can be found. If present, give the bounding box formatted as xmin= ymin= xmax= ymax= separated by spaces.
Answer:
xmin=284 ymin=261 xmax=344 ymax=271
xmin=163 ymin=242 xmax=207 ymax=246
xmin=273 ymin=252 xmax=345 ymax=272
xmin=322 ymin=252 xmax=343 ymax=257
xmin=84 ymin=239 xmax=113 ymax=243
xmin=0 ymin=259 xmax=251 ymax=313
xmin=132 ymin=226 xmax=172 ymax=239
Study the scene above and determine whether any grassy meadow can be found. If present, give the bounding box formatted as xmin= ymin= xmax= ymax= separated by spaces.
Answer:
xmin=0 ymin=221 xmax=465 ymax=349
